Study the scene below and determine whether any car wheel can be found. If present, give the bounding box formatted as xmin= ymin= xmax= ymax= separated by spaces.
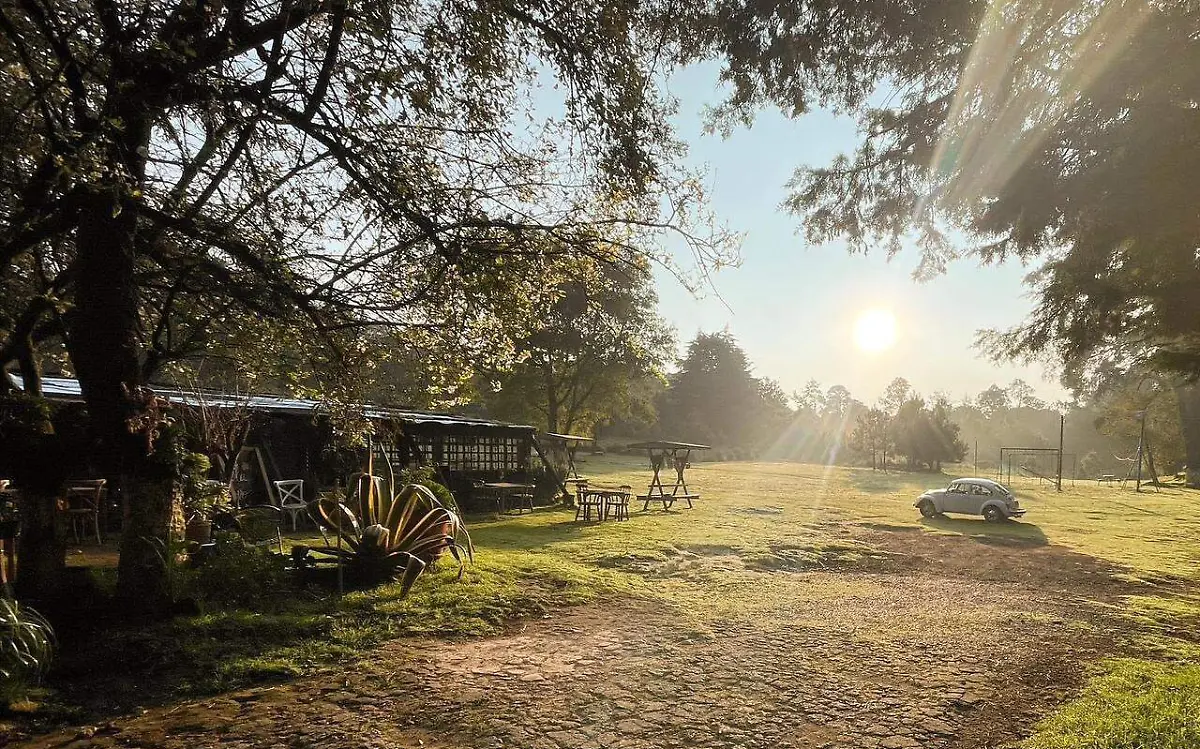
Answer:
xmin=918 ymin=500 xmax=938 ymax=518
xmin=982 ymin=506 xmax=1003 ymax=523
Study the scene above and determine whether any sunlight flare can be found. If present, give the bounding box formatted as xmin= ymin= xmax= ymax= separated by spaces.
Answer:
xmin=853 ymin=309 xmax=897 ymax=354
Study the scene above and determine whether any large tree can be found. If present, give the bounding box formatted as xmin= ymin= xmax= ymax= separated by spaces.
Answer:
xmin=849 ymin=407 xmax=888 ymax=470
xmin=658 ymin=331 xmax=775 ymax=450
xmin=889 ymin=396 xmax=967 ymax=472
xmin=481 ymin=255 xmax=674 ymax=435
xmin=0 ymin=0 xmax=742 ymax=604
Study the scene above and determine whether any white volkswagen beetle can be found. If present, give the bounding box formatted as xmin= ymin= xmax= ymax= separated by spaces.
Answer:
xmin=915 ymin=478 xmax=1026 ymax=522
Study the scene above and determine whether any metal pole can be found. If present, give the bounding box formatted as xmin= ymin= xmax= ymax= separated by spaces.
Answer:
xmin=336 ymin=480 xmax=344 ymax=598
xmin=1056 ymin=414 xmax=1064 ymax=492
xmin=974 ymin=441 xmax=978 ymax=477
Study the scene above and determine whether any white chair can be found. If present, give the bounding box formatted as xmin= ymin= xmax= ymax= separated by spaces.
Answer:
xmin=273 ymin=479 xmax=307 ymax=531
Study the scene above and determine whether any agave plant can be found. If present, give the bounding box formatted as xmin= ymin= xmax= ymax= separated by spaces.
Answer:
xmin=0 ymin=597 xmax=55 ymax=702
xmin=309 ymin=482 xmax=473 ymax=594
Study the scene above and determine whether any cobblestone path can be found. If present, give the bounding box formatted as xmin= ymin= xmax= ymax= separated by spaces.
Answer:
xmin=19 ymin=556 xmax=1114 ymax=749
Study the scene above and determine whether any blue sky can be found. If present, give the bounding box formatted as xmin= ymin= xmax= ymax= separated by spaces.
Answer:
xmin=655 ymin=65 xmax=1068 ymax=407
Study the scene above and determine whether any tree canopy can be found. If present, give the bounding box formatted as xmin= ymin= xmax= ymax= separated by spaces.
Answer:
xmin=748 ymin=1 xmax=1199 ymax=481
xmin=768 ymin=2 xmax=1198 ymax=380
xmin=480 ymin=254 xmax=673 ymax=435
xmin=0 ymin=0 xmax=748 ymax=603
xmin=656 ymin=331 xmax=788 ymax=451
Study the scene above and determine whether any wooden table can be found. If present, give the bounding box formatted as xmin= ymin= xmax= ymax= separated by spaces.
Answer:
xmin=480 ymin=482 xmax=536 ymax=514
xmin=627 ymin=441 xmax=710 ymax=510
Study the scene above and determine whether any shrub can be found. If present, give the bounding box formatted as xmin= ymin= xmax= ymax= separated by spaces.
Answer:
xmin=187 ymin=533 xmax=295 ymax=609
xmin=180 ymin=452 xmax=227 ymax=521
xmin=395 ymin=467 xmax=458 ymax=512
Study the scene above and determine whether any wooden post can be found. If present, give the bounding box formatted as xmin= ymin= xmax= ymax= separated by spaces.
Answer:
xmin=531 ymin=434 xmax=570 ymax=504
xmin=1135 ymin=410 xmax=1147 ymax=492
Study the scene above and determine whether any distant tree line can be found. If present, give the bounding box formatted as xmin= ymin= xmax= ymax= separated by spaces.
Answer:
xmin=581 ymin=333 xmax=1178 ymax=479
xmin=596 ymin=333 xmax=968 ymax=471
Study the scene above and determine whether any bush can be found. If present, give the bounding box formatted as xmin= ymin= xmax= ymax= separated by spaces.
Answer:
xmin=180 ymin=452 xmax=226 ymax=521
xmin=187 ymin=534 xmax=295 ymax=609
xmin=395 ymin=467 xmax=458 ymax=512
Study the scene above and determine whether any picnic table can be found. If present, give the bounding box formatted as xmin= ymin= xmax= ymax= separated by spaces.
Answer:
xmin=627 ymin=441 xmax=710 ymax=510
xmin=480 ymin=481 xmax=536 ymax=514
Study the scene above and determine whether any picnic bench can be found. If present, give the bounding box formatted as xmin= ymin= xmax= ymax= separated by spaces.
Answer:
xmin=627 ymin=441 xmax=710 ymax=510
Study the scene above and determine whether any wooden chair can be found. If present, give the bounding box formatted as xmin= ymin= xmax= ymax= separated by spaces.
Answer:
xmin=273 ymin=479 xmax=307 ymax=531
xmin=605 ymin=486 xmax=633 ymax=522
xmin=574 ymin=482 xmax=605 ymax=522
xmin=64 ymin=479 xmax=106 ymax=545
xmin=471 ymin=480 xmax=504 ymax=514
xmin=0 ymin=480 xmax=16 ymax=586
xmin=507 ymin=491 xmax=535 ymax=514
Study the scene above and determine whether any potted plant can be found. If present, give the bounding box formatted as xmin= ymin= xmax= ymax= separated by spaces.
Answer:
xmin=180 ymin=453 xmax=226 ymax=543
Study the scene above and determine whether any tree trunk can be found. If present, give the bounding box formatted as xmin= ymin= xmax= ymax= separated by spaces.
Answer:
xmin=1175 ymin=383 xmax=1200 ymax=488
xmin=65 ymin=109 xmax=179 ymax=610
xmin=542 ymin=357 xmax=560 ymax=433
xmin=14 ymin=489 xmax=66 ymax=601
xmin=7 ymin=349 xmax=70 ymax=601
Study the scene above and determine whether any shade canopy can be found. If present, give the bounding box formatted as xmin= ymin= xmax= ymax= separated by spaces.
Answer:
xmin=626 ymin=441 xmax=711 ymax=450
xmin=544 ymin=432 xmax=594 ymax=442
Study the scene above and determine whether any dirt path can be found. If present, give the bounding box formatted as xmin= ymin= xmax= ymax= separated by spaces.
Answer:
xmin=14 ymin=526 xmax=1138 ymax=749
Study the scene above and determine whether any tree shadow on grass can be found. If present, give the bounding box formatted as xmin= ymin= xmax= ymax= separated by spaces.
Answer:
xmin=20 ymin=509 xmax=608 ymax=735
xmin=844 ymin=467 xmax=956 ymax=495
xmin=468 ymin=504 xmax=688 ymax=552
xmin=919 ymin=514 xmax=1050 ymax=547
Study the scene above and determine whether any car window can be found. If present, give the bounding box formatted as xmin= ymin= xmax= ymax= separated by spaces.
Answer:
xmin=948 ymin=483 xmax=965 ymax=493
xmin=970 ymin=485 xmax=992 ymax=496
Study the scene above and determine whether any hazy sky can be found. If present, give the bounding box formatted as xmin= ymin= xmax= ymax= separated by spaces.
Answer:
xmin=655 ymin=64 xmax=1069 ymax=407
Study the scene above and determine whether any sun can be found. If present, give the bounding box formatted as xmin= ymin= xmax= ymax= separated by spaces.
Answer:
xmin=853 ymin=309 xmax=897 ymax=353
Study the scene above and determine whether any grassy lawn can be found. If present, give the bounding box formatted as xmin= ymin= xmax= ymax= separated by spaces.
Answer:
xmin=25 ymin=456 xmax=1200 ymax=746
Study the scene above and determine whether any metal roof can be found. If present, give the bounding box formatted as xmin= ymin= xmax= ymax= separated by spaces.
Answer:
xmin=7 ymin=374 xmax=533 ymax=431
xmin=627 ymin=440 xmax=711 ymax=450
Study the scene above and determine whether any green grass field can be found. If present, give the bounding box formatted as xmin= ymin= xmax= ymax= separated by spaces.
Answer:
xmin=33 ymin=456 xmax=1200 ymax=746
